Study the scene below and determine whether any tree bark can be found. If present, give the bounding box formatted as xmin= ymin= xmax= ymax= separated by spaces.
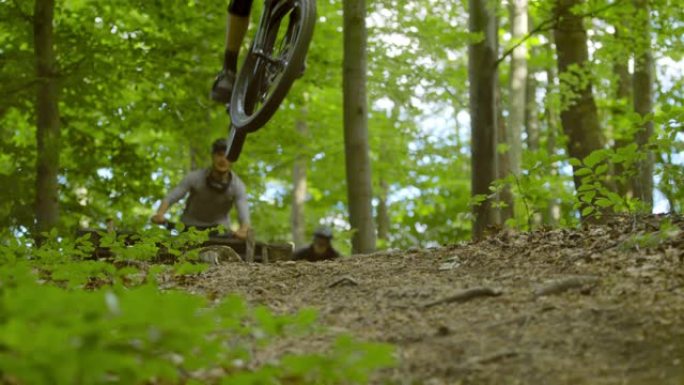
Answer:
xmin=508 ymin=0 xmax=527 ymax=172
xmin=291 ymin=115 xmax=308 ymax=248
xmin=33 ymin=0 xmax=61 ymax=235
xmin=544 ymin=37 xmax=560 ymax=226
xmin=525 ymin=71 xmax=540 ymax=151
xmin=343 ymin=0 xmax=376 ymax=253
xmin=609 ymin=26 xmax=634 ymax=197
xmin=377 ymin=179 xmax=390 ymax=242
xmin=469 ymin=0 xmax=498 ymax=238
xmin=630 ymin=0 xmax=654 ymax=210
xmin=496 ymin=87 xmax=514 ymax=224
xmin=189 ymin=144 xmax=200 ymax=171
xmin=526 ymin=69 xmax=543 ymax=226
xmin=553 ymin=0 xmax=605 ymax=195
xmin=525 ymin=14 xmax=540 ymax=152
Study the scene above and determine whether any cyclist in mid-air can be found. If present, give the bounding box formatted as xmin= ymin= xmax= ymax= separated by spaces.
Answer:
xmin=211 ymin=0 xmax=254 ymax=104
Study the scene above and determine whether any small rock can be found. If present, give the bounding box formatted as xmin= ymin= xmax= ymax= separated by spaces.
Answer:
xmin=439 ymin=256 xmax=461 ymax=271
xmin=436 ymin=325 xmax=450 ymax=336
xmin=198 ymin=245 xmax=242 ymax=264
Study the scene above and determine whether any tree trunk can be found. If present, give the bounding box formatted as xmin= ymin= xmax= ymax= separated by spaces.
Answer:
xmin=525 ymin=14 xmax=540 ymax=152
xmin=34 ymin=0 xmax=61 ymax=235
xmin=553 ymin=0 xmax=605 ymax=195
xmin=525 ymin=71 xmax=540 ymax=151
xmin=526 ymin=70 xmax=543 ymax=226
xmin=544 ymin=38 xmax=560 ymax=226
xmin=612 ymin=27 xmax=633 ymax=197
xmin=508 ymin=0 xmax=527 ymax=173
xmin=377 ymin=179 xmax=390 ymax=243
xmin=468 ymin=0 xmax=498 ymax=238
xmin=496 ymin=87 xmax=514 ymax=224
xmin=542 ymin=34 xmax=561 ymax=227
xmin=189 ymin=144 xmax=201 ymax=171
xmin=291 ymin=116 xmax=308 ymax=248
xmin=630 ymin=0 xmax=654 ymax=210
xmin=343 ymin=0 xmax=376 ymax=253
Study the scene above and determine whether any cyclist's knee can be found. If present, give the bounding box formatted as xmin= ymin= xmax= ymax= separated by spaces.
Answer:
xmin=228 ymin=0 xmax=253 ymax=17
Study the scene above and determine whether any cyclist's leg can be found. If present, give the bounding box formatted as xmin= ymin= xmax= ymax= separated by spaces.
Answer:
xmin=211 ymin=0 xmax=254 ymax=104
xmin=224 ymin=0 xmax=253 ymax=72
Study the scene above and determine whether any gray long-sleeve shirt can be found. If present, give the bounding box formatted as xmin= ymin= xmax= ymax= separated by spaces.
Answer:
xmin=164 ymin=169 xmax=250 ymax=229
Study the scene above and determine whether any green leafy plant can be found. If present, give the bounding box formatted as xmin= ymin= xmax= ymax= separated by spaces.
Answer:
xmin=619 ymin=218 xmax=682 ymax=250
xmin=0 ymin=235 xmax=396 ymax=384
xmin=571 ymin=147 xmax=645 ymax=219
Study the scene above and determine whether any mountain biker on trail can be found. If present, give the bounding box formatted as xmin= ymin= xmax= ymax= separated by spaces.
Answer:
xmin=151 ymin=138 xmax=251 ymax=239
xmin=293 ymin=226 xmax=341 ymax=262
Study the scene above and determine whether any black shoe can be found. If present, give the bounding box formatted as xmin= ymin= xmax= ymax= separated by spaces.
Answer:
xmin=210 ymin=70 xmax=235 ymax=104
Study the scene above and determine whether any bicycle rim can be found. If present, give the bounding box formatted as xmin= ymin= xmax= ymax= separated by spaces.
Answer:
xmin=230 ymin=0 xmax=316 ymax=132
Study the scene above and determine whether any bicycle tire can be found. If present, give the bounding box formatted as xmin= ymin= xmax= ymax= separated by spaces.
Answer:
xmin=230 ymin=0 xmax=316 ymax=133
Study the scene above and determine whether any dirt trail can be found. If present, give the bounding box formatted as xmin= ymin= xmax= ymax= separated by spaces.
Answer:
xmin=187 ymin=216 xmax=684 ymax=384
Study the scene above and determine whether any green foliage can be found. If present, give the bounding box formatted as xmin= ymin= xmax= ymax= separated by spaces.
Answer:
xmin=494 ymin=148 xmax=575 ymax=229
xmin=619 ymin=218 xmax=682 ymax=250
xmin=653 ymin=103 xmax=684 ymax=212
xmin=0 ymin=235 xmax=396 ymax=384
xmin=1 ymin=0 xmax=683 ymax=247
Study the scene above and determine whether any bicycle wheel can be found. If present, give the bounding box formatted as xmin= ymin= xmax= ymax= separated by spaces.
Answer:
xmin=230 ymin=0 xmax=316 ymax=132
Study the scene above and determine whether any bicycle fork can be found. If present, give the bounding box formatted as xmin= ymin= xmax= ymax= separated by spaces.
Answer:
xmin=225 ymin=124 xmax=247 ymax=162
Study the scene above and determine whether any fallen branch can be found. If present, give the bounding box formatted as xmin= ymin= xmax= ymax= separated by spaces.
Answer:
xmin=466 ymin=350 xmax=519 ymax=366
xmin=533 ymin=275 xmax=599 ymax=297
xmin=423 ymin=287 xmax=502 ymax=308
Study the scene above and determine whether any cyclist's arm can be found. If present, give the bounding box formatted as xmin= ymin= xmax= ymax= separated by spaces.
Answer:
xmin=153 ymin=174 xmax=193 ymax=219
xmin=233 ymin=176 xmax=251 ymax=236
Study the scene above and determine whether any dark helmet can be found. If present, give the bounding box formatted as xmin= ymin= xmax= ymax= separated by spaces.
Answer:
xmin=212 ymin=138 xmax=228 ymax=154
xmin=313 ymin=226 xmax=333 ymax=240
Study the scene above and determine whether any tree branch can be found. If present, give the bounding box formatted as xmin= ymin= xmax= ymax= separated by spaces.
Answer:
xmin=494 ymin=17 xmax=559 ymax=68
xmin=494 ymin=2 xmax=622 ymax=68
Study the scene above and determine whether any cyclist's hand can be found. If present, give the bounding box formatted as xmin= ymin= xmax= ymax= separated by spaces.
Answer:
xmin=151 ymin=214 xmax=166 ymax=225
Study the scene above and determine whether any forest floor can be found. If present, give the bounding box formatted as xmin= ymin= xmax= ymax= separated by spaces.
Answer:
xmin=186 ymin=215 xmax=684 ymax=385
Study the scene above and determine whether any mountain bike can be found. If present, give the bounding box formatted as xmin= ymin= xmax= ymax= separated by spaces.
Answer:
xmin=225 ymin=0 xmax=316 ymax=161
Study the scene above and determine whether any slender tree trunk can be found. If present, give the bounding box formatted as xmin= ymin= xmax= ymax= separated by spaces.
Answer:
xmin=508 ymin=0 xmax=527 ymax=173
xmin=343 ymin=0 xmax=375 ymax=253
xmin=664 ymin=152 xmax=677 ymax=213
xmin=526 ymin=68 xmax=543 ymax=226
xmin=34 ymin=0 xmax=61 ymax=234
xmin=612 ymin=27 xmax=633 ymax=197
xmin=468 ymin=0 xmax=498 ymax=238
xmin=525 ymin=14 xmax=540 ymax=152
xmin=525 ymin=71 xmax=540 ymax=151
xmin=631 ymin=0 xmax=654 ymax=210
xmin=291 ymin=115 xmax=308 ymax=248
xmin=189 ymin=144 xmax=200 ymax=170
xmin=454 ymin=114 xmax=462 ymax=153
xmin=544 ymin=40 xmax=560 ymax=225
xmin=496 ymin=87 xmax=514 ymax=224
xmin=553 ymin=0 xmax=605 ymax=197
xmin=377 ymin=179 xmax=390 ymax=243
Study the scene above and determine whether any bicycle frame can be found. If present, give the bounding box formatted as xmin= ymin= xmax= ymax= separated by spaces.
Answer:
xmin=225 ymin=0 xmax=293 ymax=162
xmin=225 ymin=0 xmax=308 ymax=162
